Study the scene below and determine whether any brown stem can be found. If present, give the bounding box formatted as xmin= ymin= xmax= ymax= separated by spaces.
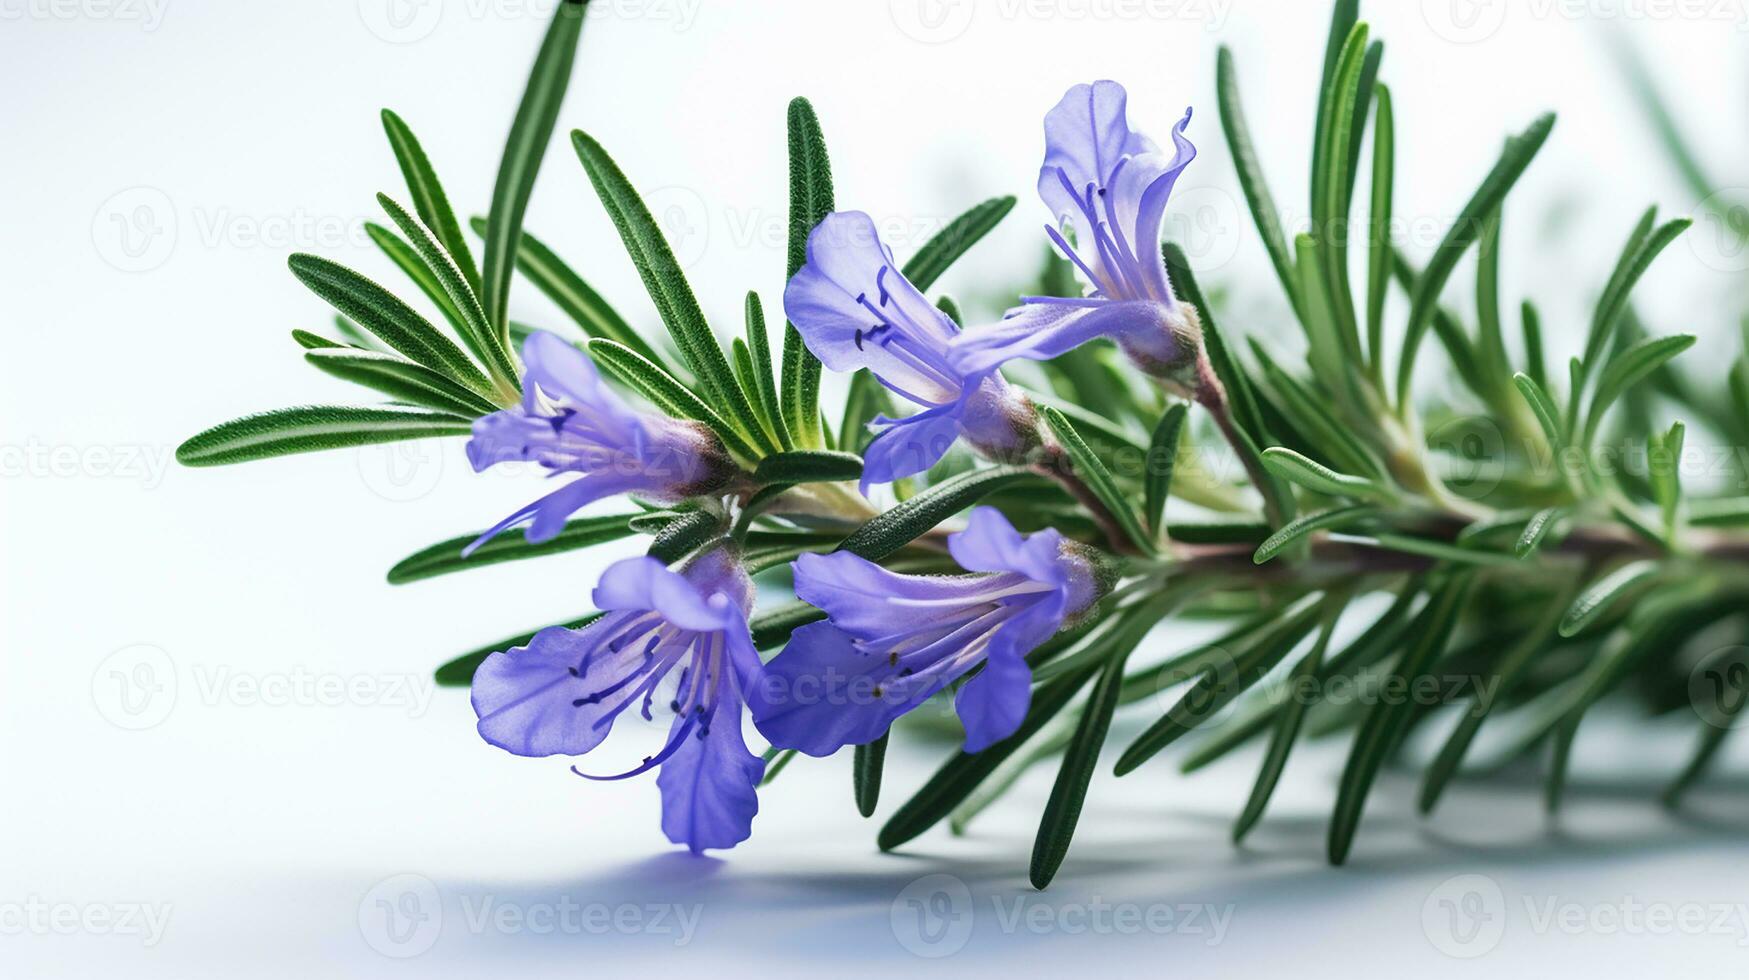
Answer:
xmin=1190 ymin=349 xmax=1287 ymax=527
xmin=1033 ymin=444 xmax=1139 ymax=556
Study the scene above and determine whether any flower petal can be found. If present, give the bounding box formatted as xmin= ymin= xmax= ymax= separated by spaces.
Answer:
xmin=954 ymin=648 xmax=1034 ymax=753
xmin=592 ymin=555 xmax=727 ymax=633
xmin=950 ymin=299 xmax=1172 ymax=380
xmin=858 ymin=404 xmax=966 ymax=493
xmin=657 ymin=676 xmax=763 ymax=853
xmin=947 ymin=507 xmax=1068 ymax=586
xmin=472 ymin=620 xmax=653 ymax=757
xmin=783 ymin=211 xmax=963 ymax=405
xmin=749 ymin=622 xmax=901 ymax=757
xmin=793 ymin=550 xmax=1017 ymax=638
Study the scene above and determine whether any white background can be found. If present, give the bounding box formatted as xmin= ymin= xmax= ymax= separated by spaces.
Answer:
xmin=5 ymin=0 xmax=1749 ymax=976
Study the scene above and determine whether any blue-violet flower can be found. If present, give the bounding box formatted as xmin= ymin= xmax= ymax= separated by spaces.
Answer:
xmin=465 ymin=330 xmax=737 ymax=552
xmin=784 ymin=211 xmax=1037 ymax=491
xmin=950 ymin=80 xmax=1202 ymax=384
xmin=751 ymin=508 xmax=1104 ymax=755
xmin=471 ymin=545 xmax=766 ymax=853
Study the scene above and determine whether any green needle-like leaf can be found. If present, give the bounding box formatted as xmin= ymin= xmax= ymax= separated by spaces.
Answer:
xmin=387 ymin=514 xmax=639 ymax=584
xmin=839 ymin=466 xmax=1041 ymax=562
xmin=586 ymin=338 xmax=760 ymax=461
xmin=782 ymin=97 xmax=834 ymax=448
xmin=1329 ymin=573 xmax=1473 ymax=864
xmin=853 ymin=733 xmax=889 ymax=819
xmin=1260 ymin=447 xmax=1391 ymax=501
xmin=177 ymin=406 xmax=470 ymax=467
xmin=1143 ymin=403 xmax=1187 ymax=536
xmin=287 ymin=253 xmax=496 ymax=398
xmin=1581 ymin=334 xmax=1696 ymax=451
xmin=1041 ymin=406 xmax=1155 ymax=554
xmin=754 ymin=450 xmax=863 ymax=486
xmin=1397 ymin=113 xmax=1555 ymax=405
xmin=381 ymin=108 xmax=480 ymax=294
xmin=304 ymin=348 xmax=499 ymax=418
xmin=901 ymin=195 xmax=1016 ymax=292
xmin=572 ymin=131 xmax=771 ymax=453
xmin=1031 ymin=637 xmax=1135 ymax=889
xmin=481 ymin=0 xmax=586 ymax=337
xmin=1560 ymin=560 xmax=1661 ymax=637
xmin=378 ymin=194 xmax=519 ymax=391
xmin=1216 ymin=46 xmax=1300 ymax=318
xmin=1253 ymin=505 xmax=1378 ymax=564
xmin=1233 ymin=603 xmax=1342 ymax=843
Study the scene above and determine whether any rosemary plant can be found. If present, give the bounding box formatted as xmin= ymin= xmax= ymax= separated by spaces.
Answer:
xmin=179 ymin=0 xmax=1749 ymax=888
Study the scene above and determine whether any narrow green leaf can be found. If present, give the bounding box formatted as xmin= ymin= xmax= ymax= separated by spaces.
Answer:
xmin=1030 ymin=638 xmax=1135 ymax=889
xmin=481 ymin=0 xmax=586 ymax=337
xmin=879 ymin=666 xmax=1095 ymax=852
xmin=838 ymin=466 xmax=1041 ymax=562
xmin=1651 ymin=420 xmax=1686 ymax=538
xmin=646 ymin=510 xmax=727 ymax=564
xmin=1512 ymin=372 xmax=1568 ymax=458
xmin=761 ymin=747 xmax=799 ymax=786
xmin=381 ymin=108 xmax=480 ymax=294
xmin=1521 ymin=300 xmax=1546 ymax=388
xmin=1586 ymin=213 xmax=1688 ymax=376
xmin=1260 ymin=447 xmax=1390 ymax=501
xmin=1215 ymin=46 xmax=1300 ymax=320
xmin=754 ymin=450 xmax=863 ymax=486
xmin=853 ymin=733 xmax=888 ymax=818
xmin=1233 ymin=605 xmax=1341 ymax=843
xmin=1582 ymin=334 xmax=1696 ymax=450
xmin=1365 ymin=84 xmax=1394 ymax=384
xmin=469 ymin=216 xmax=672 ymax=372
xmin=1515 ymin=506 xmax=1565 ymax=558
xmin=744 ymin=291 xmax=790 ymax=449
xmin=378 ymin=194 xmax=518 ymax=390
xmin=1560 ymin=560 xmax=1661 ymax=637
xmin=177 ymin=405 xmax=469 ymax=467
xmin=1041 ymin=406 xmax=1155 ymax=553
xmin=1476 ymin=206 xmax=1508 ymax=385
xmin=364 ymin=222 xmax=471 ymax=342
xmin=1253 ymin=505 xmax=1377 ymax=564
xmin=1329 ymin=573 xmax=1473 ymax=864
xmin=304 ymin=348 xmax=498 ymax=418
xmin=782 ymin=97 xmax=834 ymax=448
xmin=572 ymin=131 xmax=770 ymax=450
xmin=287 ymin=253 xmax=495 ymax=397
xmin=1419 ymin=585 xmax=1571 ymax=813
xmin=1689 ymin=497 xmax=1749 ymax=527
xmin=1143 ymin=404 xmax=1187 ymax=536
xmin=901 ymin=195 xmax=1016 ymax=292
xmin=292 ymin=329 xmax=343 ymax=350
xmin=387 ymin=514 xmax=638 ymax=584
xmin=1397 ymin=113 xmax=1556 ymax=405
xmin=1114 ymin=595 xmax=1325 ymax=774
xmin=586 ymin=338 xmax=760 ymax=461
xmin=1311 ymin=22 xmax=1370 ymax=362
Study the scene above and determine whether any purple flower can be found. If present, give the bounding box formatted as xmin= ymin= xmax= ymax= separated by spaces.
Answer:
xmin=471 ymin=546 xmax=766 ymax=853
xmin=784 ymin=211 xmax=1034 ymax=491
xmin=950 ymin=81 xmax=1201 ymax=382
xmin=464 ymin=330 xmax=736 ymax=553
xmin=750 ymin=508 xmax=1102 ymax=756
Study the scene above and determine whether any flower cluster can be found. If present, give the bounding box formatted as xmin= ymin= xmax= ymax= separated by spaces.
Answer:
xmin=464 ymin=79 xmax=1187 ymax=851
